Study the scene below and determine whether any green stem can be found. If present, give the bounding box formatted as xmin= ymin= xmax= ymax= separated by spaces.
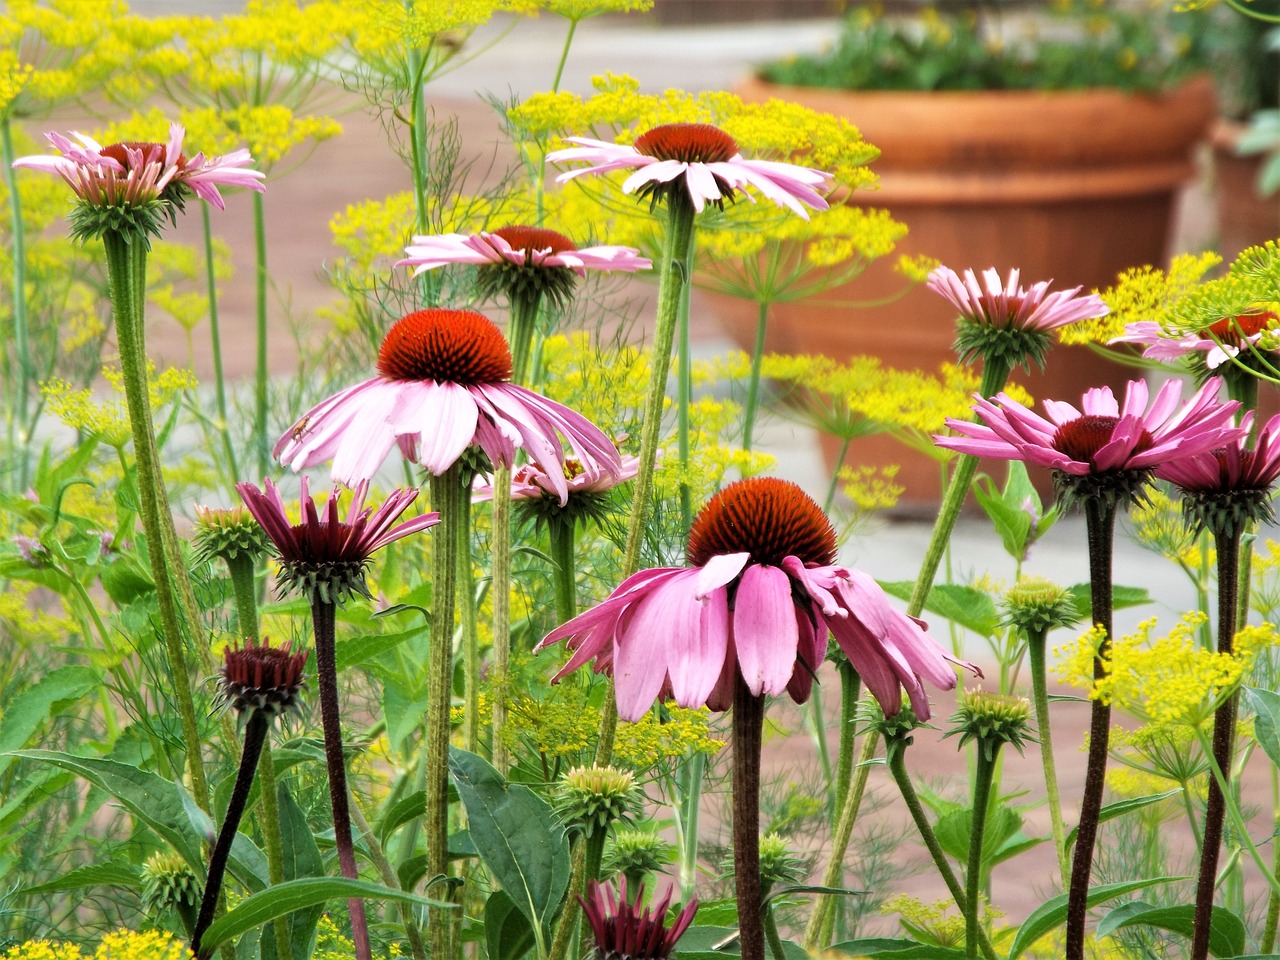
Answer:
xmin=1027 ymin=629 xmax=1069 ymax=888
xmin=224 ymin=553 xmax=259 ymax=638
xmin=192 ymin=710 xmax=269 ymax=958
xmin=256 ymin=740 xmax=292 ymax=960
xmin=804 ymin=726 xmax=878 ymax=952
xmin=886 ymin=737 xmax=998 ymax=960
xmin=492 ymin=463 xmax=512 ymax=772
xmin=907 ymin=357 xmax=1013 ymax=617
xmin=200 ymin=203 xmax=240 ymax=485
xmin=742 ymin=299 xmax=771 ymax=452
xmin=551 ymin=17 xmax=578 ymax=92
xmin=676 ymin=229 xmax=696 ymax=535
xmin=252 ymin=191 xmax=269 ymax=479
xmin=1192 ymin=524 xmax=1243 ymax=960
xmin=547 ymin=838 xmax=588 ymax=960
xmin=457 ymin=493 xmax=479 ymax=755
xmin=966 ymin=746 xmax=999 ymax=959
xmin=762 ymin=903 xmax=788 ymax=960
xmin=833 ymin=661 xmax=860 ymax=821
xmin=549 ymin=517 xmax=577 ymax=626
xmin=426 ymin=466 xmax=464 ymax=960
xmin=1264 ymin=773 xmax=1280 ymax=953
xmin=1 ymin=118 xmax=30 ymax=488
xmin=310 ymin=596 xmax=371 ymax=960
xmin=103 ymin=230 xmax=210 ymax=812
xmin=1065 ymin=496 xmax=1117 ymax=960
xmin=509 ymin=290 xmax=543 ymax=386
xmin=823 ymin=435 xmax=852 ymax=515
xmin=598 ymin=192 xmax=698 ymax=766
xmin=677 ymin=752 xmax=705 ymax=903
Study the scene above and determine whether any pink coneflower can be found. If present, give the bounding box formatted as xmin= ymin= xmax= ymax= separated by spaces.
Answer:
xmin=538 ymin=477 xmax=975 ymax=721
xmin=14 ymin=123 xmax=264 ymax=212
xmin=1156 ymin=412 xmax=1280 ymax=535
xmin=935 ymin=378 xmax=1243 ymax=505
xmin=929 ymin=265 xmax=1109 ymax=369
xmin=579 ymin=879 xmax=698 ymax=960
xmin=548 ymin=122 xmax=832 ymax=218
xmin=273 ymin=308 xmax=623 ymax=501
xmin=399 ymin=225 xmax=650 ymax=279
xmin=1111 ymin=310 xmax=1278 ymax=371
xmin=217 ymin=639 xmax=310 ymax=720
xmin=474 ymin=455 xmax=640 ymax=504
xmin=236 ymin=476 xmax=439 ymax=603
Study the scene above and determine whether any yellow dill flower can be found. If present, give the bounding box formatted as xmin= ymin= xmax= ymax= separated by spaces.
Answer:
xmin=2 ymin=941 xmax=84 ymax=960
xmin=42 ymin=364 xmax=197 ymax=449
xmin=1106 ymin=764 xmax=1178 ymax=799
xmin=1060 ymin=251 xmax=1220 ymax=347
xmin=613 ymin=705 xmax=723 ymax=769
xmin=1253 ymin=539 xmax=1280 ymax=620
xmin=534 ymin=0 xmax=653 ymax=17
xmin=1129 ymin=487 xmax=1208 ymax=570
xmin=880 ymin=896 xmax=968 ymax=948
xmin=838 ymin=463 xmax=903 ymax=513
xmin=93 ymin=931 xmax=192 ymax=960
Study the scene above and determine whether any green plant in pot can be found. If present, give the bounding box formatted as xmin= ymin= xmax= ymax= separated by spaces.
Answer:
xmin=733 ymin=0 xmax=1218 ymax=507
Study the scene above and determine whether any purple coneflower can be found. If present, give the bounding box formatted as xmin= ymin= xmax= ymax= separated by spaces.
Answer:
xmin=935 ymin=377 xmax=1243 ymax=506
xmin=539 ymin=477 xmax=974 ymax=723
xmin=274 ymin=308 xmax=622 ymax=500
xmin=14 ymin=123 xmax=264 ymax=214
xmin=475 ymin=455 xmax=640 ymax=505
xmin=579 ymin=879 xmax=698 ymax=960
xmin=1111 ymin=310 xmax=1278 ymax=372
xmin=549 ymin=122 xmax=831 ymax=218
xmin=235 ymin=477 xmax=437 ymax=960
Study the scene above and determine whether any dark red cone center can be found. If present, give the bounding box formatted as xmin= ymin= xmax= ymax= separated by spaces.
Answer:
xmin=377 ymin=308 xmax=513 ymax=384
xmin=1053 ymin=415 xmax=1153 ymax=467
xmin=687 ymin=477 xmax=837 ymax=568
xmin=492 ymin=225 xmax=577 ymax=257
xmin=100 ymin=141 xmax=184 ymax=171
xmin=634 ymin=123 xmax=738 ymax=165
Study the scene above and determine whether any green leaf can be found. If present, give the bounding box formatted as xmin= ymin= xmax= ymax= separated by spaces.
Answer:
xmin=485 ymin=889 xmax=537 ymax=960
xmin=829 ymin=937 xmax=968 ymax=958
xmin=674 ymin=926 xmax=808 ymax=959
xmin=197 ymin=878 xmax=453 ymax=957
xmin=934 ymin=803 xmax=1029 ymax=867
xmin=20 ymin=862 xmax=141 ymax=896
xmin=379 ymin=790 xmax=426 ymax=846
xmin=336 ymin=628 xmax=421 ymax=672
xmin=1097 ymin=901 xmax=1245 ymax=958
xmin=179 ymin=782 xmax=268 ymax=891
xmin=974 ymin=478 xmax=1032 ymax=561
xmin=270 ymin=780 xmax=325 ymax=960
xmin=448 ymin=748 xmax=570 ymax=943
xmin=879 ymin=582 xmax=998 ymax=636
xmin=10 ymin=749 xmax=203 ymax=867
xmin=1063 ymin=790 xmax=1183 ymax=851
xmin=1244 ymin=687 xmax=1280 ymax=770
xmin=0 ymin=667 xmax=100 ymax=776
xmin=1067 ymin=584 xmax=1152 ymax=621
xmin=1007 ymin=877 xmax=1185 ymax=960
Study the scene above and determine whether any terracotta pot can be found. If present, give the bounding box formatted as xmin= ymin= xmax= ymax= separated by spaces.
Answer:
xmin=1212 ymin=119 xmax=1280 ymax=261
xmin=725 ymin=75 xmax=1218 ymax=510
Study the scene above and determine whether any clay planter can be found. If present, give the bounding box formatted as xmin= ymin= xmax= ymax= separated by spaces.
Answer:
xmin=727 ymin=75 xmax=1217 ymax=510
xmin=1212 ymin=119 xmax=1280 ymax=261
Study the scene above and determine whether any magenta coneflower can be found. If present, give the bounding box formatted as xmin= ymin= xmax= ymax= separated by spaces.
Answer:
xmin=274 ymin=309 xmax=622 ymax=500
xmin=538 ymin=477 xmax=974 ymax=722
xmin=235 ymin=476 xmax=436 ymax=960
xmin=475 ymin=455 xmax=640 ymax=505
xmin=1156 ymin=411 xmax=1280 ymax=516
xmin=14 ymin=123 xmax=264 ymax=215
xmin=236 ymin=476 xmax=439 ymax=603
xmin=579 ymin=879 xmax=698 ymax=960
xmin=935 ymin=377 xmax=1243 ymax=507
xmin=1111 ymin=310 xmax=1278 ymax=373
xmin=929 ymin=265 xmax=1109 ymax=370
xmin=549 ymin=122 xmax=832 ymax=218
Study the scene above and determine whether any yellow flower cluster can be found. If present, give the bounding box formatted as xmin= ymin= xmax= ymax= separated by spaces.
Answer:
xmin=1056 ymin=615 xmax=1279 ymax=727
xmin=838 ymin=463 xmax=903 ymax=513
xmin=879 ymin=896 xmax=968 ymax=948
xmin=338 ymin=0 xmax=527 ymax=58
xmin=41 ymin=364 xmax=198 ymax=449
xmin=533 ymin=0 xmax=653 ymax=18
xmin=3 ymin=930 xmax=191 ymax=960
xmin=313 ymin=914 xmax=402 ymax=960
xmin=613 ymin=705 xmax=724 ymax=769
xmin=1059 ymin=251 xmax=1219 ymax=347
xmin=1128 ymin=487 xmax=1207 ymax=571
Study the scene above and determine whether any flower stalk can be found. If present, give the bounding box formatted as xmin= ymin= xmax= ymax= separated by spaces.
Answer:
xmin=200 ymin=203 xmax=240 ymax=484
xmin=252 ymin=191 xmax=270 ymax=479
xmin=1026 ymin=626 xmax=1069 ymax=887
xmin=1065 ymin=496 xmax=1117 ymax=960
xmin=103 ymin=230 xmax=210 ymax=811
xmin=1 ymin=117 xmax=31 ymax=487
xmin=310 ymin=595 xmax=372 ymax=960
xmin=731 ymin=677 xmax=766 ymax=960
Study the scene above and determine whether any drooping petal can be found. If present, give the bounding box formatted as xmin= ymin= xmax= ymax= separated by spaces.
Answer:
xmin=732 ymin=564 xmax=801 ymax=697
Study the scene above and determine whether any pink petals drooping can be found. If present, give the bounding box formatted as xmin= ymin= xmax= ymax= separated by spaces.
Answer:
xmin=934 ymin=378 xmax=1244 ymax=477
xmin=398 ymin=227 xmax=650 ymax=277
xmin=14 ymin=123 xmax=265 ymax=210
xmin=548 ymin=122 xmax=832 ymax=219
xmin=537 ymin=478 xmax=976 ymax=722
xmin=273 ymin=309 xmax=624 ymax=503
xmin=928 ymin=265 xmax=1109 ymax=333
xmin=579 ymin=879 xmax=698 ymax=960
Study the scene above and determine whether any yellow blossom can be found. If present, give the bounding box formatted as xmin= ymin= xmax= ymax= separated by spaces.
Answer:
xmin=838 ymin=463 xmax=903 ymax=513
xmin=42 ymin=364 xmax=197 ymax=449
xmin=613 ymin=705 xmax=724 ymax=769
